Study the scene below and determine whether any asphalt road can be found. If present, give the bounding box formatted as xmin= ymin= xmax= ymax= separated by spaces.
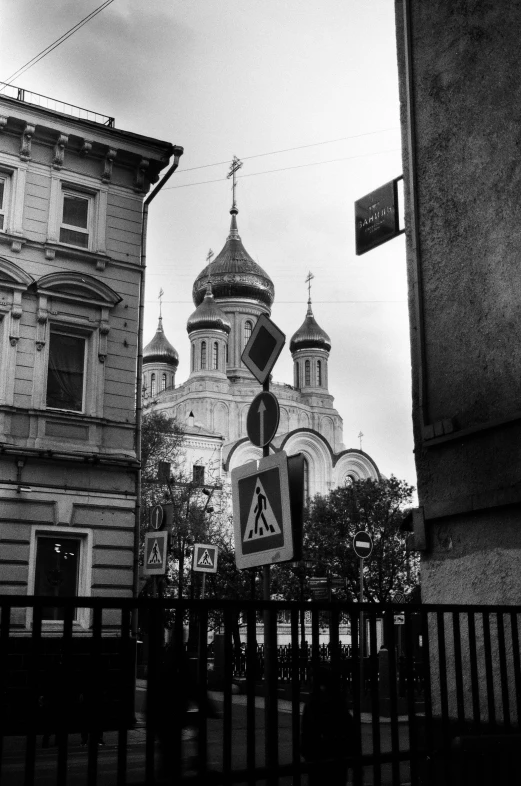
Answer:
xmin=0 ymin=691 xmax=413 ymax=785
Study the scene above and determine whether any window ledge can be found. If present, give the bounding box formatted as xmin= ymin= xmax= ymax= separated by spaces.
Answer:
xmin=0 ymin=231 xmax=26 ymax=253
xmin=44 ymin=242 xmax=111 ymax=271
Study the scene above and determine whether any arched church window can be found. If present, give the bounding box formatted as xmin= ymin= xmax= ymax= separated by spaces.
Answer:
xmin=316 ymin=360 xmax=322 ymax=387
xmin=295 ymin=362 xmax=300 ymax=388
xmin=345 ymin=474 xmax=355 ymax=486
xmin=192 ymin=344 xmax=195 ymax=372
xmin=161 ymin=373 xmax=167 ymax=391
xmin=201 ymin=341 xmax=207 ymax=370
xmin=305 ymin=360 xmax=311 ymax=386
xmin=151 ymin=373 xmax=156 ymax=397
xmin=226 ymin=343 xmax=229 ymax=365
xmin=303 ymin=457 xmax=309 ymax=502
xmin=244 ymin=320 xmax=252 ymax=348
xmin=213 ymin=342 xmax=219 ymax=370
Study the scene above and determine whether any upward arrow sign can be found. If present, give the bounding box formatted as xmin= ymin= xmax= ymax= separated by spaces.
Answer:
xmin=258 ymin=399 xmax=266 ymax=447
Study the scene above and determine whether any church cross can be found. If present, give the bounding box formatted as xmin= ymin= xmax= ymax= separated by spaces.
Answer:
xmin=227 ymin=155 xmax=243 ymax=208
xmin=305 ymin=271 xmax=314 ymax=302
xmin=358 ymin=431 xmax=364 ymax=451
xmin=158 ymin=288 xmax=164 ymax=318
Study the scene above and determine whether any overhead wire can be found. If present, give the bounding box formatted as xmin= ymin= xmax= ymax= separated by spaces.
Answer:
xmin=1 ymin=0 xmax=116 ymax=90
xmin=164 ymin=148 xmax=401 ymax=191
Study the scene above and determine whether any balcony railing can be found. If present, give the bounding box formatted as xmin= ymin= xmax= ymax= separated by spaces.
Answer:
xmin=0 ymin=81 xmax=115 ymax=127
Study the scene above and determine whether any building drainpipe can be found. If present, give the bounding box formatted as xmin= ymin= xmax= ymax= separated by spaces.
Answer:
xmin=133 ymin=145 xmax=184 ymax=632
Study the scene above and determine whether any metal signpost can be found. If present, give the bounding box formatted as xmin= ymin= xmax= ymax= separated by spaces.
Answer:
xmin=353 ymin=531 xmax=373 ymax=706
xmin=240 ymin=313 xmax=286 ymax=772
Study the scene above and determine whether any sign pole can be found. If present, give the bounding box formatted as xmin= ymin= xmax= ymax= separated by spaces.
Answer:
xmin=360 ymin=557 xmax=364 ymax=708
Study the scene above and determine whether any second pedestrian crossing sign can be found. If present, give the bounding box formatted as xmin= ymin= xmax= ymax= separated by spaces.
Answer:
xmin=192 ymin=543 xmax=219 ymax=573
xmin=231 ymin=451 xmax=294 ymax=569
xmin=143 ymin=531 xmax=168 ymax=575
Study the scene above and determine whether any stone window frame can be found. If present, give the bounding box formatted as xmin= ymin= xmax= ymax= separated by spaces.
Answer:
xmin=32 ymin=272 xmax=122 ymax=419
xmin=0 ymin=159 xmax=27 ymax=248
xmin=47 ymin=172 xmax=107 ymax=257
xmin=0 ymin=257 xmax=33 ymax=406
xmin=26 ymin=525 xmax=93 ymax=631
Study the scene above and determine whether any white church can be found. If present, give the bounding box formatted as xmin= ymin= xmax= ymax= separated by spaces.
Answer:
xmin=142 ymin=198 xmax=380 ymax=499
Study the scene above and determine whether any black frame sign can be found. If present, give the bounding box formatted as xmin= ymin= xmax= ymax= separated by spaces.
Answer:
xmin=355 ymin=176 xmax=404 ymax=255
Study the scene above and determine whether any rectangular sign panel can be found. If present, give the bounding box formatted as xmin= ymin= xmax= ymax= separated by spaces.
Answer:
xmin=231 ymin=451 xmax=293 ymax=569
xmin=192 ymin=543 xmax=219 ymax=573
xmin=143 ymin=531 xmax=168 ymax=576
xmin=355 ymin=176 xmax=404 ymax=255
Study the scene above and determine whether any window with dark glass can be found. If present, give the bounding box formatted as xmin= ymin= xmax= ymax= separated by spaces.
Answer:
xmin=46 ymin=331 xmax=85 ymax=412
xmin=60 ymin=193 xmax=90 ymax=248
xmin=192 ymin=344 xmax=195 ymax=371
xmin=151 ymin=373 xmax=156 ymax=397
xmin=193 ymin=465 xmax=205 ymax=485
xmin=303 ymin=458 xmax=309 ymax=502
xmin=34 ymin=536 xmax=80 ymax=620
xmin=316 ymin=360 xmax=322 ymax=387
xmin=244 ymin=320 xmax=252 ymax=348
xmin=161 ymin=373 xmax=167 ymax=391
xmin=305 ymin=360 xmax=311 ymax=386
xmin=0 ymin=177 xmax=6 ymax=231
xmin=295 ymin=362 xmax=300 ymax=388
xmin=201 ymin=341 xmax=207 ymax=370
xmin=213 ymin=342 xmax=219 ymax=370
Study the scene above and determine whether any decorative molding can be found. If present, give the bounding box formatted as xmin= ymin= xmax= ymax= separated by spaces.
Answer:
xmin=45 ymin=247 xmax=56 ymax=260
xmin=36 ymin=294 xmax=48 ymax=349
xmin=19 ymin=123 xmax=35 ymax=161
xmin=0 ymin=116 xmax=7 ymax=133
xmin=80 ymin=140 xmax=93 ymax=157
xmin=10 ymin=239 xmax=23 ymax=253
xmin=98 ymin=306 xmax=110 ymax=362
xmin=134 ymin=158 xmax=149 ymax=192
xmin=52 ymin=134 xmax=68 ymax=169
xmin=96 ymin=257 xmax=107 ymax=271
xmin=102 ymin=148 xmax=117 ymax=183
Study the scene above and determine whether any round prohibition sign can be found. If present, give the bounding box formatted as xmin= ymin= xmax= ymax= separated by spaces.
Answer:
xmin=353 ymin=530 xmax=373 ymax=559
xmin=150 ymin=504 xmax=164 ymax=531
xmin=246 ymin=391 xmax=280 ymax=448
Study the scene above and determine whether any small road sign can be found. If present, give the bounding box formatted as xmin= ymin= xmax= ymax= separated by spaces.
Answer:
xmin=330 ymin=577 xmax=345 ymax=589
xmin=393 ymin=592 xmax=406 ymax=604
xmin=394 ymin=614 xmax=405 ymax=625
xmin=143 ymin=531 xmax=168 ymax=575
xmin=192 ymin=543 xmax=219 ymax=574
xmin=241 ymin=313 xmax=285 ymax=385
xmin=308 ymin=577 xmax=328 ymax=587
xmin=150 ymin=504 xmax=164 ymax=531
xmin=247 ymin=390 xmax=280 ymax=448
xmin=353 ymin=531 xmax=373 ymax=559
xmin=231 ymin=451 xmax=293 ymax=569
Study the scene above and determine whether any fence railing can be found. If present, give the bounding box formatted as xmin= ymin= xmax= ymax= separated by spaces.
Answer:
xmin=1 ymin=596 xmax=520 ymax=785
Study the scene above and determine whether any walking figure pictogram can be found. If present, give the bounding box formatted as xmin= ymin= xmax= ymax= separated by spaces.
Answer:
xmin=253 ymin=486 xmax=274 ymax=537
xmin=243 ymin=478 xmax=282 ymax=542
xmin=148 ymin=539 xmax=162 ymax=565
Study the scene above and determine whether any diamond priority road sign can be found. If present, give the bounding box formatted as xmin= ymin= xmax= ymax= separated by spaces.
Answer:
xmin=143 ymin=531 xmax=168 ymax=575
xmin=246 ymin=390 xmax=280 ymax=448
xmin=231 ymin=451 xmax=293 ymax=569
xmin=192 ymin=543 xmax=219 ymax=574
xmin=353 ymin=530 xmax=373 ymax=560
xmin=241 ymin=313 xmax=285 ymax=385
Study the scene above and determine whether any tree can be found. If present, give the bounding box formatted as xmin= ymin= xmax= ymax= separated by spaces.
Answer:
xmin=304 ymin=476 xmax=419 ymax=602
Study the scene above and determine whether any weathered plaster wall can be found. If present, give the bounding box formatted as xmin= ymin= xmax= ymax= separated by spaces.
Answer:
xmin=395 ymin=0 xmax=521 ymax=603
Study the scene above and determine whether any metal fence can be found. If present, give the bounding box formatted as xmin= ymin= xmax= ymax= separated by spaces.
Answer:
xmin=1 ymin=596 xmax=520 ymax=785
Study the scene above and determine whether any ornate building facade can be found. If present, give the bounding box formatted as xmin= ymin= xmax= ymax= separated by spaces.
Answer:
xmin=0 ymin=87 xmax=177 ymax=616
xmin=143 ymin=201 xmax=379 ymax=498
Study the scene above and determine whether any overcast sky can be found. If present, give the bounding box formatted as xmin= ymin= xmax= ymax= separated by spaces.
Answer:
xmin=1 ymin=0 xmax=416 ymax=490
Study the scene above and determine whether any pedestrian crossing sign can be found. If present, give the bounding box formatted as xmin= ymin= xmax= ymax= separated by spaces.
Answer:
xmin=231 ymin=451 xmax=294 ymax=569
xmin=143 ymin=531 xmax=168 ymax=575
xmin=192 ymin=543 xmax=219 ymax=573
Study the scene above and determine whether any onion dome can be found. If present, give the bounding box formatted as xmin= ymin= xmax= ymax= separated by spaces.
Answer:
xmin=143 ymin=317 xmax=179 ymax=366
xmin=192 ymin=208 xmax=274 ymax=308
xmin=290 ymin=301 xmax=331 ymax=353
xmin=187 ymin=280 xmax=231 ymax=335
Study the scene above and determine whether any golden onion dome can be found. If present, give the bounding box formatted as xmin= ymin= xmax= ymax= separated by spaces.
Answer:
xmin=187 ymin=282 xmax=231 ymax=335
xmin=290 ymin=302 xmax=331 ymax=353
xmin=143 ymin=318 xmax=179 ymax=366
xmin=192 ymin=208 xmax=274 ymax=308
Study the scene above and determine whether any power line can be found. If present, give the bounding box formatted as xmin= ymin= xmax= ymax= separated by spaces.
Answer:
xmin=177 ymin=127 xmax=400 ymax=174
xmin=163 ymin=149 xmax=401 ymax=191
xmin=1 ymin=0 xmax=116 ymax=89
xmin=145 ymin=300 xmax=407 ymax=305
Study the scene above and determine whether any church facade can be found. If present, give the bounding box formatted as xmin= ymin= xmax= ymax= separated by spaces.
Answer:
xmin=143 ymin=202 xmax=380 ymax=499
